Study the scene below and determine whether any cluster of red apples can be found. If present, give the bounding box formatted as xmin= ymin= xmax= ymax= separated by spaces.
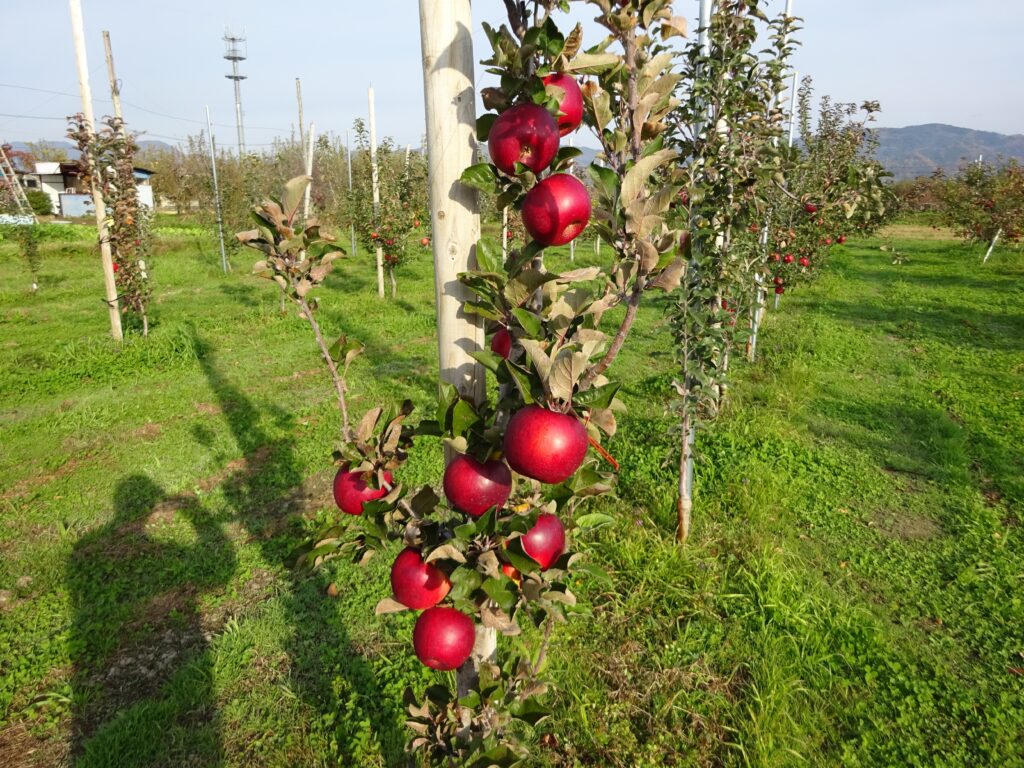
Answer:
xmin=766 ymin=204 xmax=847 ymax=294
xmin=488 ymin=73 xmax=590 ymax=247
xmin=332 ymin=402 xmax=587 ymax=671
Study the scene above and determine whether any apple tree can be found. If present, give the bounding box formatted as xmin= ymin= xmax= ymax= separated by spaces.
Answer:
xmin=937 ymin=158 xmax=1024 ymax=262
xmin=68 ymin=115 xmax=154 ymax=336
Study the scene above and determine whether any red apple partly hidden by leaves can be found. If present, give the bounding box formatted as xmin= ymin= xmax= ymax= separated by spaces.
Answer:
xmin=521 ymin=173 xmax=591 ymax=247
xmin=391 ymin=548 xmax=450 ymax=610
xmin=679 ymin=230 xmax=691 ymax=251
xmin=522 ymin=513 xmax=565 ymax=570
xmin=678 ymin=188 xmax=689 ymax=206
xmin=769 ymin=252 xmax=781 ymax=263
xmin=414 ymin=218 xmax=421 ymax=227
xmin=370 ymin=232 xmax=379 ymax=240
xmin=783 ymin=253 xmax=794 ymax=264
xmin=333 ymin=468 xmax=392 ymax=515
xmin=798 ymin=256 xmax=810 ymax=267
xmin=501 ymin=563 xmax=521 ymax=584
xmin=775 ymin=285 xmax=785 ymax=295
xmin=542 ymin=73 xmax=583 ymax=136
xmin=804 ymin=202 xmax=818 ymax=214
xmin=113 ymin=263 xmax=120 ymax=273
xmin=413 ymin=607 xmax=475 ymax=671
xmin=503 ymin=405 xmax=587 ymax=484
xmin=491 ymin=327 xmax=512 ymax=359
xmin=420 ymin=237 xmax=430 ymax=247
xmin=773 ymin=276 xmax=784 ymax=286
xmin=837 ymin=235 xmax=847 ymax=244
xmin=488 ymin=102 xmax=560 ymax=175
xmin=443 ymin=454 xmax=512 ymax=517
xmin=824 ymin=238 xmax=833 ymax=246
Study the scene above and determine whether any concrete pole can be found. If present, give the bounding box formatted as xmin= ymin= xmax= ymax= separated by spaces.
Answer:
xmin=69 ymin=0 xmax=122 ymax=342
xmin=418 ymin=0 xmax=492 ymax=692
xmin=205 ymin=106 xmax=229 ymax=273
xmin=368 ymin=86 xmax=385 ymax=298
xmin=346 ymin=131 xmax=357 ymax=257
xmin=296 ymin=78 xmax=305 ymax=157
xmin=303 ymin=122 xmax=316 ymax=222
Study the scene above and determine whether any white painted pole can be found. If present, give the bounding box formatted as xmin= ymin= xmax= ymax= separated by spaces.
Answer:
xmin=303 ymin=122 xmax=316 ymax=222
xmin=983 ymin=227 xmax=1002 ymax=264
xmin=69 ymin=0 xmax=122 ymax=342
xmin=368 ymin=86 xmax=385 ymax=298
xmin=296 ymin=78 xmax=305 ymax=157
xmin=501 ymin=206 xmax=508 ymax=259
xmin=205 ymin=106 xmax=229 ymax=274
xmin=418 ymin=0 xmax=492 ymax=692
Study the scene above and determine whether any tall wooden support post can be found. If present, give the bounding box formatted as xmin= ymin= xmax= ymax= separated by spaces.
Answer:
xmin=69 ymin=0 xmax=122 ymax=342
xmin=205 ymin=106 xmax=229 ymax=273
xmin=787 ymin=70 xmax=799 ymax=148
xmin=418 ymin=0 xmax=493 ymax=695
xmin=295 ymin=78 xmax=305 ymax=156
xmin=303 ymin=122 xmax=316 ymax=222
xmin=368 ymin=86 xmax=385 ymax=298
xmin=101 ymin=31 xmax=123 ymax=126
xmin=346 ymin=131 xmax=357 ymax=258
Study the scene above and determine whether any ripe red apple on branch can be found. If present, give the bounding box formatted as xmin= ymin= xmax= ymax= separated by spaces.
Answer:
xmin=542 ymin=73 xmax=583 ymax=136
xmin=490 ymin=326 xmax=512 ymax=359
xmin=333 ymin=468 xmax=392 ymax=515
xmin=488 ymin=102 xmax=560 ymax=175
xmin=442 ymin=454 xmax=513 ymax=517
xmin=503 ymin=405 xmax=587 ymax=484
xmin=522 ymin=513 xmax=565 ymax=570
xmin=804 ymin=202 xmax=818 ymax=214
xmin=798 ymin=256 xmax=810 ymax=267
xmin=391 ymin=548 xmax=451 ymax=609
xmin=521 ymin=173 xmax=591 ymax=246
xmin=413 ymin=606 xmax=475 ymax=671
xmin=783 ymin=253 xmax=794 ymax=264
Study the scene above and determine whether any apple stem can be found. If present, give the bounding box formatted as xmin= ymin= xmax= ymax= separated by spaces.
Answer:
xmin=587 ymin=433 xmax=619 ymax=472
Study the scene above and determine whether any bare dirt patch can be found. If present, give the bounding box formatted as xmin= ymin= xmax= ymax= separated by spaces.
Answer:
xmin=873 ymin=508 xmax=941 ymax=541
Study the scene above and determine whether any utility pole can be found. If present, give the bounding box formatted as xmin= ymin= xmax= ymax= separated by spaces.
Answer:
xmin=205 ymin=106 xmax=229 ymax=273
xmin=223 ymin=30 xmax=247 ymax=155
xmin=68 ymin=0 xmax=122 ymax=342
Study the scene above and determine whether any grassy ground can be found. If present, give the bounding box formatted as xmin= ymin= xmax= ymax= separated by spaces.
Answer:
xmin=0 ymin=221 xmax=1021 ymax=767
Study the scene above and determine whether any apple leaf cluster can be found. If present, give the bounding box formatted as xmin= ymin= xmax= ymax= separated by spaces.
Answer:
xmin=936 ymin=159 xmax=1024 ymax=247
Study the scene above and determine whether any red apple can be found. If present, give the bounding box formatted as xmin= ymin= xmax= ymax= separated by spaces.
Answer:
xmin=443 ymin=454 xmax=512 ymax=517
xmin=503 ymin=405 xmax=587 ymax=484
xmin=391 ymin=548 xmax=451 ymax=610
xmin=804 ymin=202 xmax=818 ymax=214
xmin=798 ymin=256 xmax=810 ymax=267
xmin=769 ymin=252 xmax=781 ymax=263
xmin=542 ymin=73 xmax=583 ymax=136
xmin=501 ymin=563 xmax=521 ymax=584
xmin=521 ymin=173 xmax=591 ymax=247
xmin=488 ymin=102 xmax=559 ymax=175
xmin=773 ymin=276 xmax=784 ymax=286
xmin=522 ymin=513 xmax=565 ymax=570
xmin=775 ymin=285 xmax=785 ymax=295
xmin=824 ymin=238 xmax=833 ymax=246
xmin=491 ymin=327 xmax=512 ymax=359
xmin=420 ymin=237 xmax=430 ymax=247
xmin=837 ymin=235 xmax=847 ymax=244
xmin=413 ymin=607 xmax=475 ymax=671
xmin=783 ymin=253 xmax=794 ymax=264
xmin=333 ymin=468 xmax=392 ymax=515
xmin=370 ymin=232 xmax=379 ymax=240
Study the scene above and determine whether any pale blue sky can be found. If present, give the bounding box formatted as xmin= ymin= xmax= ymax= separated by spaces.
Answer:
xmin=2 ymin=1 xmax=1021 ymax=151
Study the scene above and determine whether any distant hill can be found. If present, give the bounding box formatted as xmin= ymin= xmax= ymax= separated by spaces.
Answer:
xmin=6 ymin=138 xmax=172 ymax=160
xmin=874 ymin=124 xmax=1024 ymax=180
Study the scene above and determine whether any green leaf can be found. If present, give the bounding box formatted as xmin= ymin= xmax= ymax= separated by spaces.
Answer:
xmin=461 ymin=163 xmax=500 ymax=194
xmin=565 ymin=52 xmax=621 ymax=74
xmin=588 ymin=164 xmax=619 ymax=203
xmin=575 ymin=512 xmax=615 ymax=529
xmin=281 ymin=175 xmax=310 ymax=223
xmin=482 ymin=577 xmax=518 ymax=614
xmin=503 ymin=360 xmax=537 ymax=405
xmin=476 ymin=236 xmax=503 ymax=274
xmin=470 ymin=349 xmax=503 ymax=373
xmin=509 ymin=697 xmax=552 ymax=726
xmin=573 ymin=381 xmax=620 ymax=409
xmin=451 ymin=399 xmax=478 ymax=437
xmin=476 ymin=113 xmax=498 ymax=142
xmin=510 ymin=307 xmax=543 ymax=338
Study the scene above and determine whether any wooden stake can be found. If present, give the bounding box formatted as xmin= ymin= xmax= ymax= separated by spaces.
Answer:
xmin=303 ymin=122 xmax=316 ymax=222
xmin=983 ymin=227 xmax=1002 ymax=264
xmin=296 ymin=78 xmax=305 ymax=157
xmin=101 ymin=31 xmax=123 ymax=127
xmin=205 ymin=107 xmax=229 ymax=274
xmin=69 ymin=0 xmax=122 ymax=342
xmin=368 ymin=86 xmax=385 ymax=298
xmin=418 ymin=0 xmax=492 ymax=693
xmin=346 ymin=131 xmax=356 ymax=257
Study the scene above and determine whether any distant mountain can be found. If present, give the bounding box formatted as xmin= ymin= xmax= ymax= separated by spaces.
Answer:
xmin=874 ymin=124 xmax=1024 ymax=180
xmin=6 ymin=138 xmax=172 ymax=159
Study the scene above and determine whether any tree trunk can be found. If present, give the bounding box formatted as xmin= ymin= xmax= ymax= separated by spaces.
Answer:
xmin=983 ymin=228 xmax=1002 ymax=264
xmin=389 ymin=267 xmax=397 ymax=298
xmin=677 ymin=408 xmax=693 ymax=543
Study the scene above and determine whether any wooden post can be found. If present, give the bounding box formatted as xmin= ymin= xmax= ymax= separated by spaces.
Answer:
xmin=303 ymin=122 xmax=316 ymax=222
xmin=69 ymin=0 xmax=122 ymax=342
xmin=983 ymin=227 xmax=1002 ymax=264
xmin=205 ymin=107 xmax=229 ymax=273
xmin=501 ymin=206 xmax=508 ymax=258
xmin=101 ymin=31 xmax=123 ymax=127
xmin=346 ymin=131 xmax=357 ymax=257
xmin=787 ymin=70 xmax=799 ymax=148
xmin=295 ymin=78 xmax=305 ymax=157
xmin=368 ymin=86 xmax=385 ymax=298
xmin=418 ymin=0 xmax=492 ymax=694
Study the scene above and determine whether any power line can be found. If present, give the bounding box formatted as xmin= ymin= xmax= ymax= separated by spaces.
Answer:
xmin=0 ymin=82 xmax=288 ymax=132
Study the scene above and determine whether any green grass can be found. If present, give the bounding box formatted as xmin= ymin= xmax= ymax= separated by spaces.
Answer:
xmin=0 ymin=222 xmax=1022 ymax=767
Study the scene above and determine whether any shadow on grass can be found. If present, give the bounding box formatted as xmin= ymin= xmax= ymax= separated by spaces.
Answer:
xmin=191 ymin=330 xmax=408 ymax=766
xmin=68 ymin=475 xmax=235 ymax=764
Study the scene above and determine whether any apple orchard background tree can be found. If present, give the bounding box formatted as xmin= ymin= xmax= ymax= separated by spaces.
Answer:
xmin=347 ymin=120 xmax=431 ymax=297
xmin=68 ymin=114 xmax=154 ymax=336
xmin=936 ymin=158 xmax=1024 ymax=262
xmin=239 ymin=1 xmax=691 ymax=764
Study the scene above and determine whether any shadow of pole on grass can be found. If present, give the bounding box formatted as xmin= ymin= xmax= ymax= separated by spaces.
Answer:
xmin=190 ymin=329 xmax=408 ymax=765
xmin=68 ymin=474 xmax=235 ymax=763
